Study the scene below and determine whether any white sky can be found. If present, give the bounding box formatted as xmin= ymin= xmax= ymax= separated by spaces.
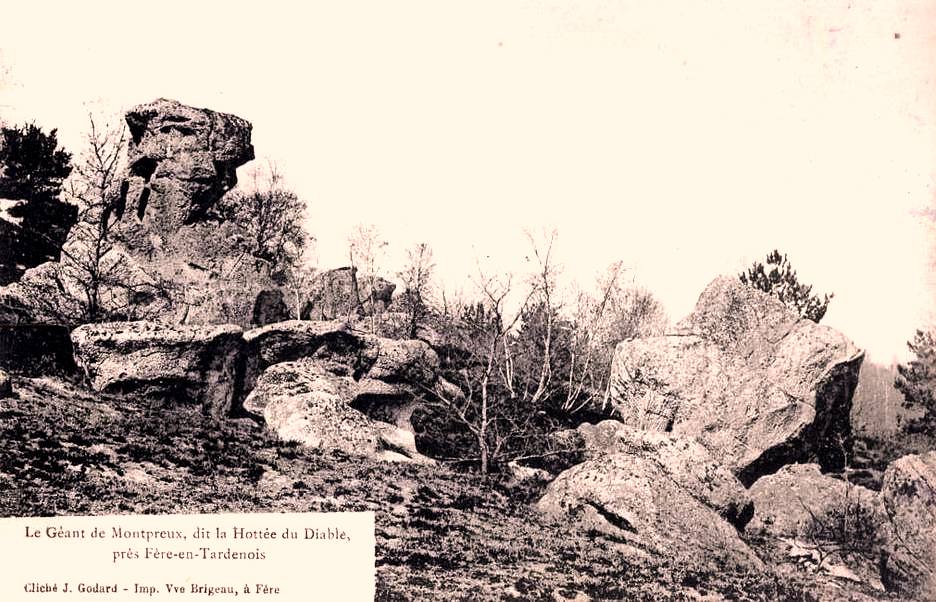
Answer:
xmin=1 ymin=1 xmax=934 ymax=361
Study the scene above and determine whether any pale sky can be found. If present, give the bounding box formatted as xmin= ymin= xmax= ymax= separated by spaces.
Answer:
xmin=1 ymin=1 xmax=934 ymax=361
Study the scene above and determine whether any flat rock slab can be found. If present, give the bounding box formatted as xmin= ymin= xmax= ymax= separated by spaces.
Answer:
xmin=71 ymin=321 xmax=244 ymax=419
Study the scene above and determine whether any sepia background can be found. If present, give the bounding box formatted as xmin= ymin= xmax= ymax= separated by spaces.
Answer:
xmin=1 ymin=0 xmax=933 ymax=363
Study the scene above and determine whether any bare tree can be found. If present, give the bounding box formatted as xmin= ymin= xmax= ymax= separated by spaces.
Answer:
xmin=397 ymin=242 xmax=436 ymax=338
xmin=347 ymin=223 xmax=388 ymax=331
xmin=218 ymin=162 xmax=307 ymax=277
xmin=13 ymin=115 xmax=169 ymax=324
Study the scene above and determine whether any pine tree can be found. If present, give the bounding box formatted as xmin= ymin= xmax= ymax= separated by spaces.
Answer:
xmin=894 ymin=329 xmax=936 ymax=434
xmin=0 ymin=124 xmax=75 ymax=284
xmin=739 ymin=250 xmax=833 ymax=323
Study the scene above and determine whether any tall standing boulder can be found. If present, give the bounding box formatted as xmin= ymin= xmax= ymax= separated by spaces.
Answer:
xmin=71 ymin=321 xmax=244 ymax=420
xmin=879 ymin=452 xmax=936 ymax=598
xmin=107 ymin=99 xmax=263 ymax=326
xmin=115 ymin=98 xmax=254 ymax=254
xmin=607 ymin=276 xmax=864 ymax=485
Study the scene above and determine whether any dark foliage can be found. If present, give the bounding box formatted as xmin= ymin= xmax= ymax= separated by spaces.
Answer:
xmin=0 ymin=124 xmax=76 ymax=284
xmin=894 ymin=329 xmax=936 ymax=435
xmin=739 ymin=250 xmax=832 ymax=323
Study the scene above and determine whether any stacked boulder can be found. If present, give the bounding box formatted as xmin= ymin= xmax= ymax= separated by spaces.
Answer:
xmin=539 ymin=276 xmax=867 ymax=574
xmin=242 ymin=320 xmax=438 ymax=462
xmin=606 ymin=276 xmax=864 ymax=485
xmin=70 ymin=318 xmax=445 ymax=463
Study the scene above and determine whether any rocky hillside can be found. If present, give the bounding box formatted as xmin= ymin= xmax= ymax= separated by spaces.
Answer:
xmin=2 ymin=98 xmax=934 ymax=601
xmin=1 ymin=376 xmax=816 ymax=601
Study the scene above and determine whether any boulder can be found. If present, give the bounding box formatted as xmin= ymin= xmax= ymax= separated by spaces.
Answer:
xmin=71 ymin=321 xmax=244 ymax=419
xmin=879 ymin=452 xmax=936 ymax=598
xmin=107 ymin=99 xmax=264 ymax=326
xmin=0 ymin=324 xmax=78 ymax=377
xmin=300 ymin=267 xmax=396 ymax=320
xmin=607 ymin=276 xmax=864 ymax=485
xmin=560 ymin=420 xmax=753 ymax=529
xmin=241 ymin=320 xmax=363 ymax=395
xmin=241 ymin=320 xmax=439 ymax=396
xmin=115 ymin=98 xmax=254 ymax=252
xmin=252 ymin=289 xmax=292 ymax=326
xmin=747 ymin=463 xmax=879 ymax=538
xmin=537 ymin=453 xmax=763 ymax=571
xmin=240 ymin=320 xmax=443 ymax=462
xmin=243 ymin=358 xmax=432 ymax=463
xmin=0 ymin=369 xmax=11 ymax=398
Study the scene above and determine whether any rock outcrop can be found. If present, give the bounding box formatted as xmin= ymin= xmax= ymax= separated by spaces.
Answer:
xmin=71 ymin=321 xmax=244 ymax=419
xmin=241 ymin=320 xmax=441 ymax=462
xmin=879 ymin=452 xmax=936 ymax=598
xmin=556 ymin=420 xmax=753 ymax=529
xmin=537 ymin=452 xmax=763 ymax=571
xmin=115 ymin=98 xmax=254 ymax=253
xmin=300 ymin=267 xmax=396 ymax=321
xmin=747 ymin=463 xmax=879 ymax=538
xmin=607 ymin=276 xmax=864 ymax=485
xmin=107 ymin=99 xmax=263 ymax=326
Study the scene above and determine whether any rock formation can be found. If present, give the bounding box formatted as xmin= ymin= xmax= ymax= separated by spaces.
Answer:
xmin=241 ymin=320 xmax=442 ymax=462
xmin=114 ymin=98 xmax=254 ymax=254
xmin=537 ymin=452 xmax=763 ymax=571
xmin=747 ymin=463 xmax=879 ymax=538
xmin=555 ymin=420 xmax=753 ymax=529
xmin=71 ymin=321 xmax=244 ymax=420
xmin=607 ymin=276 xmax=864 ymax=485
xmin=108 ymin=99 xmax=262 ymax=326
xmin=300 ymin=267 xmax=396 ymax=321
xmin=879 ymin=452 xmax=936 ymax=598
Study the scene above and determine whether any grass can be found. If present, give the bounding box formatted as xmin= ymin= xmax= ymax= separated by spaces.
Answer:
xmin=0 ymin=376 xmax=822 ymax=600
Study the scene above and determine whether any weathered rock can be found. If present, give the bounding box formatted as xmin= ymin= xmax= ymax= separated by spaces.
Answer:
xmin=0 ymin=369 xmax=11 ymax=398
xmin=115 ymin=98 xmax=254 ymax=252
xmin=505 ymin=461 xmax=553 ymax=487
xmin=537 ymin=453 xmax=763 ymax=571
xmin=879 ymin=452 xmax=936 ymax=598
xmin=241 ymin=320 xmax=439 ymax=398
xmin=608 ymin=276 xmax=864 ymax=485
xmin=252 ymin=289 xmax=292 ymax=326
xmin=71 ymin=321 xmax=244 ymax=419
xmin=561 ymin=420 xmax=753 ymax=529
xmin=0 ymin=324 xmax=78 ymax=376
xmin=101 ymin=99 xmax=266 ymax=326
xmin=747 ymin=463 xmax=879 ymax=538
xmin=300 ymin=267 xmax=396 ymax=320
xmin=243 ymin=359 xmax=432 ymax=463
